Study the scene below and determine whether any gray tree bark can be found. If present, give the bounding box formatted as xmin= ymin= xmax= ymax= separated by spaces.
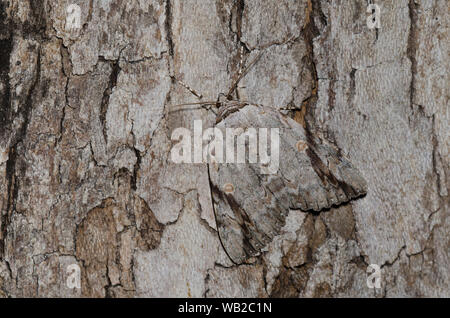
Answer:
xmin=0 ymin=0 xmax=448 ymax=297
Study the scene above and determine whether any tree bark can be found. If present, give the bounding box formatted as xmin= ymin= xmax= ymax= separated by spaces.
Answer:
xmin=0 ymin=0 xmax=448 ymax=297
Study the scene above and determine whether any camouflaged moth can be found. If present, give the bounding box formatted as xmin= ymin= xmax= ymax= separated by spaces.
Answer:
xmin=173 ymin=51 xmax=367 ymax=264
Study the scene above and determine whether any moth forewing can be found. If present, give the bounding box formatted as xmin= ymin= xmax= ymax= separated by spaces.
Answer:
xmin=207 ymin=103 xmax=367 ymax=263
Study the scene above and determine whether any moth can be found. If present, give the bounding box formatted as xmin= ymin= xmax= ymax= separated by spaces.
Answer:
xmin=172 ymin=51 xmax=367 ymax=264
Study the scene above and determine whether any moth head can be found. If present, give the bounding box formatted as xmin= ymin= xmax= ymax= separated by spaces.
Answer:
xmin=169 ymin=51 xmax=266 ymax=117
xmin=217 ymin=93 xmax=230 ymax=107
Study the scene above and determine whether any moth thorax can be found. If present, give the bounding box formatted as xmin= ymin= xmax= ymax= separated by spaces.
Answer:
xmin=216 ymin=100 xmax=248 ymax=123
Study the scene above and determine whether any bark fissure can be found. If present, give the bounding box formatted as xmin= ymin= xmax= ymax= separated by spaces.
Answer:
xmin=165 ymin=0 xmax=174 ymax=57
xmin=1 ymin=47 xmax=41 ymax=258
xmin=407 ymin=0 xmax=419 ymax=110
xmin=99 ymin=56 xmax=121 ymax=143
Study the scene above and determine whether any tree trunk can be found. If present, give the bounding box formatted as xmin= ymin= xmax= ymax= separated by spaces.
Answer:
xmin=0 ymin=0 xmax=448 ymax=297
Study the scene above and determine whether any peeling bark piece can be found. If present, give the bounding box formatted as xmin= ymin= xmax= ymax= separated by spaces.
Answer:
xmin=208 ymin=104 xmax=367 ymax=264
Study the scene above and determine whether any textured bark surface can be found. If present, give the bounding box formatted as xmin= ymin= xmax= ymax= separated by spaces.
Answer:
xmin=0 ymin=0 xmax=448 ymax=297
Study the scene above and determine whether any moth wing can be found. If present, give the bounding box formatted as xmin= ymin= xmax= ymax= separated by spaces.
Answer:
xmin=210 ymin=104 xmax=367 ymax=263
xmin=224 ymin=104 xmax=367 ymax=211
xmin=209 ymin=162 xmax=286 ymax=264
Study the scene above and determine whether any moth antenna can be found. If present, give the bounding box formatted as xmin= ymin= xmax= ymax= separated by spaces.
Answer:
xmin=226 ymin=50 xmax=264 ymax=99
xmin=237 ymin=100 xmax=295 ymax=112
xmin=176 ymin=80 xmax=203 ymax=99
xmin=170 ymin=101 xmax=216 ymax=107
xmin=169 ymin=76 xmax=219 ymax=114
xmin=234 ymin=47 xmax=246 ymax=100
xmin=238 ymin=46 xmax=245 ymax=77
xmin=168 ymin=101 xmax=219 ymax=115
